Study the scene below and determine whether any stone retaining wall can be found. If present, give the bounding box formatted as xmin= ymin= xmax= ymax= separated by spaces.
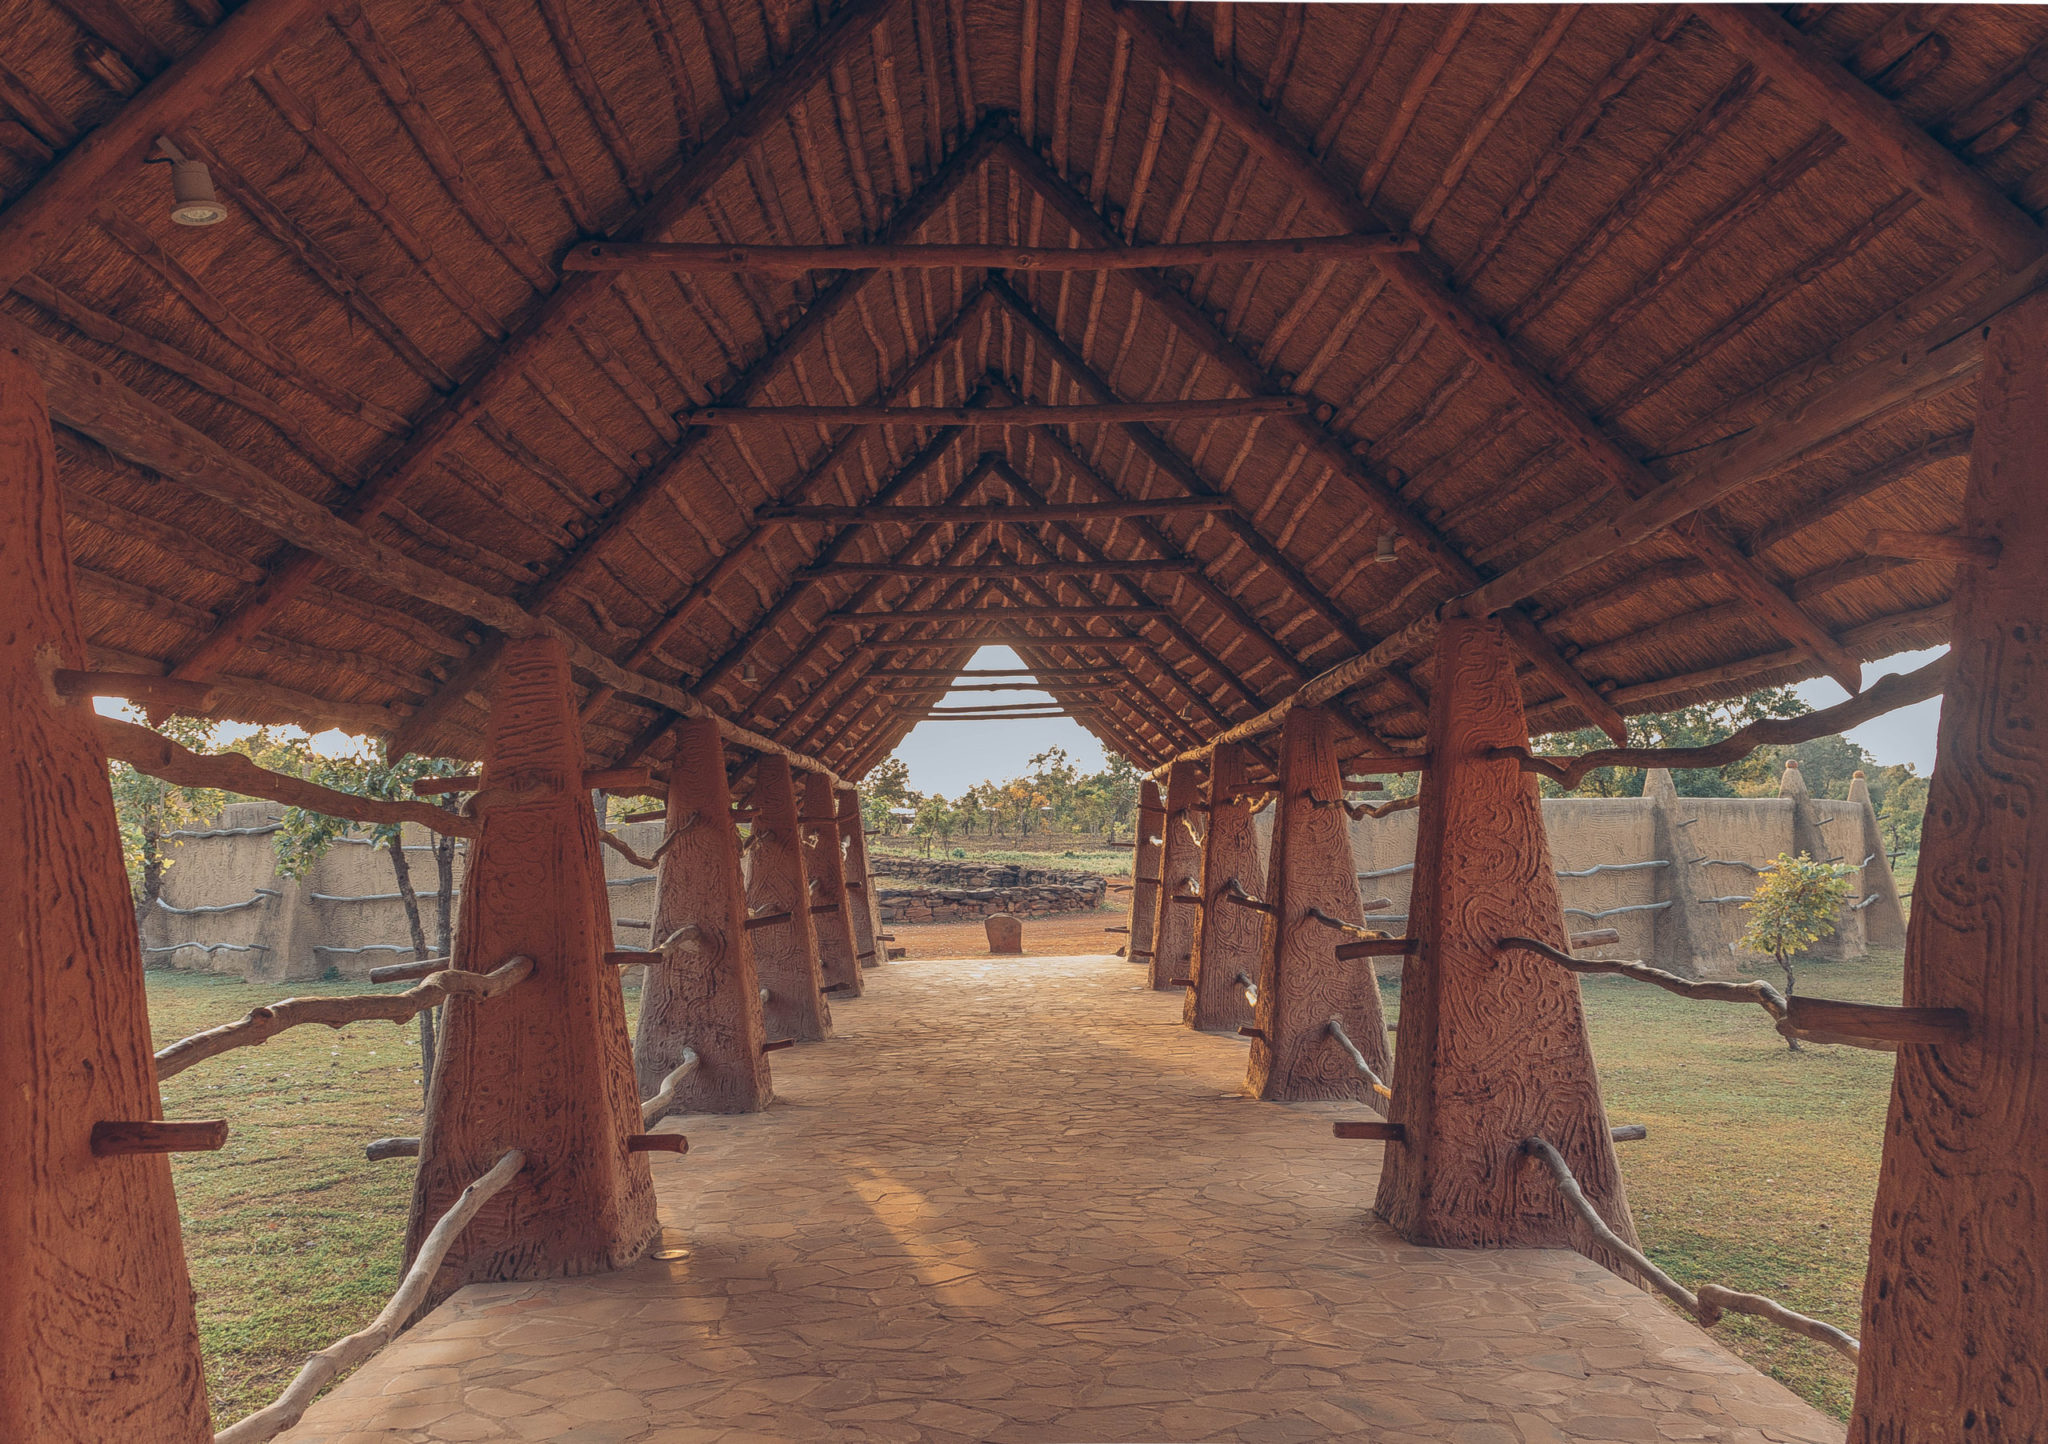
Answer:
xmin=876 ymin=879 xmax=1105 ymax=924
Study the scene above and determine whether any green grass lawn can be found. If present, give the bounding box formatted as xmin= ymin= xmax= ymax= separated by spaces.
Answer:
xmin=151 ymin=947 xmax=1896 ymax=1426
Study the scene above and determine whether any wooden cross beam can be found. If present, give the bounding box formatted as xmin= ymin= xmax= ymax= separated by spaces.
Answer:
xmin=802 ymin=559 xmax=1199 ymax=578
xmin=759 ymin=497 xmax=1234 ymax=524
xmin=874 ymin=681 xmax=1107 ymax=693
xmin=1694 ymin=4 xmax=2045 ymax=272
xmin=688 ymin=397 xmax=1308 ymax=427
xmin=1099 ymin=9 xmax=1865 ymax=700
xmin=876 ymin=667 xmax=1123 ymax=679
xmin=827 ymin=605 xmax=1167 ymax=625
xmin=561 ymin=233 xmax=1418 ymax=273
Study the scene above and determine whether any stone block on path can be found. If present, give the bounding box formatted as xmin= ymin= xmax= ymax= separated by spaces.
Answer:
xmin=985 ymin=912 xmax=1023 ymax=955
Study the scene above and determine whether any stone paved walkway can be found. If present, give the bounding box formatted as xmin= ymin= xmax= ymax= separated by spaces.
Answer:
xmin=283 ymin=954 xmax=1844 ymax=1444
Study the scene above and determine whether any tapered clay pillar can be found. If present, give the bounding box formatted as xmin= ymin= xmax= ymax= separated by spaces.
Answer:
xmin=836 ymin=786 xmax=883 ymax=967
xmin=1148 ymin=759 xmax=1203 ymax=990
xmin=0 ymin=331 xmax=211 ymax=1441
xmin=1186 ymin=742 xmax=1260 ymax=1033
xmin=802 ymin=772 xmax=862 ymax=996
xmin=1126 ymin=779 xmax=1165 ymax=967
xmin=408 ymin=636 xmax=656 ymax=1296
xmin=1375 ymin=619 xmax=1634 ymax=1253
xmin=634 ymin=719 xmax=770 ymax=1116
xmin=1851 ymin=293 xmax=2047 ymax=1442
xmin=1246 ymin=706 xmax=1390 ymax=1100
xmin=747 ymin=754 xmax=832 ymax=1042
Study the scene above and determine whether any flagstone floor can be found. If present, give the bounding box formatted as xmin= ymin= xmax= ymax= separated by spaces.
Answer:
xmin=281 ymin=953 xmax=1843 ymax=1444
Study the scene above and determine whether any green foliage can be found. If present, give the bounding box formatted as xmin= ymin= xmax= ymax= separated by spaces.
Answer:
xmin=272 ymin=752 xmax=462 ymax=879
xmin=1742 ymin=851 xmax=1855 ymax=966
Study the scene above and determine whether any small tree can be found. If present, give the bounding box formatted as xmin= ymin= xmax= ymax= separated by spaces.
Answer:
xmin=1741 ymin=851 xmax=1855 ymax=1050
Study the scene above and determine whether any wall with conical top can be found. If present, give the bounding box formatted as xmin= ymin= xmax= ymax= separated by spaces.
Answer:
xmin=407 ymin=635 xmax=655 ymax=1302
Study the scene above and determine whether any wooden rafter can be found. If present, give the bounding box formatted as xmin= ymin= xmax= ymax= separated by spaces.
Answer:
xmin=1103 ymin=2 xmax=1865 ymax=700
xmin=760 ymin=497 xmax=1233 ymax=523
xmin=688 ymin=396 xmax=1308 ymax=426
xmin=1693 ymin=4 xmax=2045 ymax=272
xmin=564 ymin=233 xmax=1417 ymax=271
xmin=804 ymin=560 xmax=1198 ymax=578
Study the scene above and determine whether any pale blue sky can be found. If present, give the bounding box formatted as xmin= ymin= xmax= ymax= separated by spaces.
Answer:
xmin=885 ymin=644 xmax=1947 ymax=798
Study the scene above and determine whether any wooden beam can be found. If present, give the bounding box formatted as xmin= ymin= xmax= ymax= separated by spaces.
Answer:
xmin=876 ymin=680 xmax=1105 ymax=692
xmin=877 ymin=667 xmax=1120 ymax=679
xmin=803 ymin=559 xmax=1198 ymax=578
xmin=1100 ymin=8 xmax=1865 ymax=699
xmin=920 ymin=705 xmax=1071 ymax=715
xmin=166 ymin=0 xmax=900 ymax=685
xmin=562 ymin=233 xmax=1418 ymax=272
xmin=827 ymin=605 xmax=1166 ymax=624
xmin=851 ymin=634 xmax=1154 ymax=651
xmin=689 ymin=396 xmax=1308 ymax=426
xmin=760 ymin=496 xmax=1233 ymax=524
xmin=0 ymin=0 xmax=321 ymax=294
xmin=1694 ymin=4 xmax=2045 ymax=272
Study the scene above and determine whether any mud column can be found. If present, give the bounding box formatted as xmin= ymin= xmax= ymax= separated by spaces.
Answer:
xmin=1375 ymin=617 xmax=1634 ymax=1253
xmin=836 ymin=786 xmax=883 ymax=967
xmin=802 ymin=772 xmax=862 ymax=997
xmin=407 ymin=635 xmax=656 ymax=1298
xmin=1247 ymin=705 xmax=1390 ymax=1101
xmin=1126 ymin=779 xmax=1165 ymax=967
xmin=634 ymin=718 xmax=770 ymax=1116
xmin=1185 ymin=741 xmax=1261 ymax=1033
xmin=0 ymin=330 xmax=211 ymax=1441
xmin=1852 ymin=291 xmax=2048 ymax=1442
xmin=1148 ymin=759 xmax=1203 ymax=991
xmin=747 ymin=754 xmax=832 ymax=1042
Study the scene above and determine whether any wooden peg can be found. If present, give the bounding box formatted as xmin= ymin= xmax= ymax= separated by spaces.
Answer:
xmin=1334 ymin=937 xmax=1420 ymax=959
xmin=1334 ymin=1120 xmax=1406 ymax=1142
xmin=762 ymin=1038 xmax=798 ymax=1053
xmin=626 ymin=1133 xmax=688 ymax=1154
xmin=92 ymin=1119 xmax=228 ymax=1156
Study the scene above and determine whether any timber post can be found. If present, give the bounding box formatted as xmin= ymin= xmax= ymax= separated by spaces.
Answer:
xmin=1246 ymin=705 xmax=1391 ymax=1100
xmin=406 ymin=635 xmax=656 ymax=1301
xmin=1185 ymin=741 xmax=1261 ymax=1033
xmin=836 ymin=785 xmax=883 ymax=968
xmin=1375 ymin=618 xmax=1635 ymax=1256
xmin=1126 ymin=778 xmax=1165 ymax=965
xmin=1148 ymin=759 xmax=1203 ymax=990
xmin=802 ymin=772 xmax=862 ymax=996
xmin=1850 ymin=291 xmax=2047 ymax=1442
xmin=0 ymin=327 xmax=212 ymax=1441
xmin=746 ymin=754 xmax=832 ymax=1041
xmin=634 ymin=718 xmax=771 ymax=1116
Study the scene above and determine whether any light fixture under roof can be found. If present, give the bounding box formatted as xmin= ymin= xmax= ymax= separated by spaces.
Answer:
xmin=1375 ymin=531 xmax=1399 ymax=566
xmin=155 ymin=138 xmax=225 ymax=226
xmin=741 ymin=660 xmax=758 ymax=683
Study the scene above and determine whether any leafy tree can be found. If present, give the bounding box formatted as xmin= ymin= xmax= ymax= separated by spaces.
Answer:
xmin=1741 ymin=851 xmax=1855 ymax=1050
xmin=862 ymin=757 xmax=913 ymax=832
xmin=1533 ymin=686 xmax=1811 ymax=798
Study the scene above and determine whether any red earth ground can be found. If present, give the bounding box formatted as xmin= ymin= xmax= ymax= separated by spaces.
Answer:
xmin=881 ymin=903 xmax=1135 ymax=960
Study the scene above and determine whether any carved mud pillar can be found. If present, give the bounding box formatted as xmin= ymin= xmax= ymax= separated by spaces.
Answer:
xmin=407 ymin=636 xmax=656 ymax=1296
xmin=1246 ymin=706 xmax=1390 ymax=1100
xmin=0 ymin=330 xmax=211 ymax=1441
xmin=746 ymin=754 xmax=832 ymax=1042
xmin=802 ymin=772 xmax=862 ymax=997
xmin=1148 ymin=759 xmax=1203 ymax=990
xmin=1126 ymin=778 xmax=1165 ymax=967
xmin=1851 ymin=292 xmax=2047 ymax=1442
xmin=1845 ymin=770 xmax=1907 ymax=950
xmin=1375 ymin=618 xmax=1634 ymax=1253
xmin=836 ymin=786 xmax=883 ymax=968
xmin=634 ymin=719 xmax=770 ymax=1116
xmin=1186 ymin=742 xmax=1261 ymax=1033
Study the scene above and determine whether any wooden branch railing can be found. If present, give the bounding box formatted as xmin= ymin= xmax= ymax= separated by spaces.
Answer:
xmin=641 ymin=1049 xmax=700 ymax=1126
xmin=1519 ymin=1137 xmax=1859 ymax=1362
xmin=100 ymin=717 xmax=481 ymax=839
xmin=1341 ymin=794 xmax=1421 ymax=821
xmin=562 ymin=233 xmax=1417 ymax=273
xmin=1495 ymin=656 xmax=1949 ymax=788
xmin=1305 ymin=906 xmax=1381 ymax=940
xmin=1219 ymin=878 xmax=1276 ymax=915
xmin=155 ymin=957 xmax=533 ymax=1080
xmin=214 ymin=1148 xmax=526 ymax=1444
xmin=1325 ymin=1017 xmax=1393 ymax=1104
xmin=1501 ymin=937 xmax=1970 ymax=1051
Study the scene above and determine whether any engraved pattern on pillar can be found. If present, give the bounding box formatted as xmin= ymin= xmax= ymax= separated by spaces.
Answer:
xmin=747 ymin=754 xmax=832 ymax=1042
xmin=804 ymin=772 xmax=862 ymax=996
xmin=836 ymin=787 xmax=882 ymax=967
xmin=1247 ymin=705 xmax=1390 ymax=1101
xmin=406 ymin=637 xmax=655 ymax=1298
xmin=0 ymin=333 xmax=211 ymax=1442
xmin=1149 ymin=760 xmax=1203 ymax=991
xmin=1850 ymin=292 xmax=2047 ymax=1442
xmin=1127 ymin=778 xmax=1165 ymax=965
xmin=1374 ymin=618 xmax=1634 ymax=1254
xmin=1186 ymin=742 xmax=1261 ymax=1033
xmin=635 ymin=718 xmax=771 ymax=1116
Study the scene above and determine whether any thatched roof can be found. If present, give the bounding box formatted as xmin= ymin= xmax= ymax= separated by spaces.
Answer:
xmin=6 ymin=0 xmax=2034 ymax=779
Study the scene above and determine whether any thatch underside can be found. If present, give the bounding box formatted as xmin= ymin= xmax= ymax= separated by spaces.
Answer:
xmin=6 ymin=0 xmax=2032 ymax=777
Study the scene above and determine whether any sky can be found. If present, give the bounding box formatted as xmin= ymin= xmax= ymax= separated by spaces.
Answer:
xmin=882 ymin=643 xmax=1949 ymax=798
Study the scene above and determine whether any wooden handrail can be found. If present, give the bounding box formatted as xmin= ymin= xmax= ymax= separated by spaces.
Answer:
xmin=214 ymin=1148 xmax=526 ymax=1444
xmin=155 ymin=957 xmax=533 ymax=1080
